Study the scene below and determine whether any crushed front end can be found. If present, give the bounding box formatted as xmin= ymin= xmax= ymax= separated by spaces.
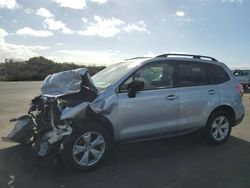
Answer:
xmin=2 ymin=68 xmax=98 ymax=157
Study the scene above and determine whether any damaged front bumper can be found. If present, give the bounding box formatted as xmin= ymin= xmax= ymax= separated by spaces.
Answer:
xmin=2 ymin=114 xmax=73 ymax=157
xmin=2 ymin=115 xmax=34 ymax=144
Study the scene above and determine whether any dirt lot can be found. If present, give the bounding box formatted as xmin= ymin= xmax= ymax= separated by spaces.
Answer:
xmin=0 ymin=81 xmax=250 ymax=188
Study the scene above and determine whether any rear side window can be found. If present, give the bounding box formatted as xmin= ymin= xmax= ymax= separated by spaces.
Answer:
xmin=208 ymin=64 xmax=230 ymax=84
xmin=178 ymin=62 xmax=208 ymax=87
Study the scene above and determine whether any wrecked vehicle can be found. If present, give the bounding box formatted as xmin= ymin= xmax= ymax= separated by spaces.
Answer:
xmin=3 ymin=53 xmax=245 ymax=172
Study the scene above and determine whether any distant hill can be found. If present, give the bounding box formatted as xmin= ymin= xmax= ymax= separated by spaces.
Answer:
xmin=0 ymin=56 xmax=105 ymax=81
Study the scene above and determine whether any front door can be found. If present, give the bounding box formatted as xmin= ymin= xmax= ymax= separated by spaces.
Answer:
xmin=117 ymin=61 xmax=179 ymax=141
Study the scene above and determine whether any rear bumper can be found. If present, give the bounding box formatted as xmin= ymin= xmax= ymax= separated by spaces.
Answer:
xmin=233 ymin=113 xmax=244 ymax=127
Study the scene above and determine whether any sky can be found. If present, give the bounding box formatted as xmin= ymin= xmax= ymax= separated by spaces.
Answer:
xmin=0 ymin=0 xmax=249 ymax=66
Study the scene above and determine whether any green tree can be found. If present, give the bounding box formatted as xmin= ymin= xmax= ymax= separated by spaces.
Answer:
xmin=0 ymin=56 xmax=106 ymax=81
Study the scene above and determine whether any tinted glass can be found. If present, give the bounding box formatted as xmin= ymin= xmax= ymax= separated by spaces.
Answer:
xmin=120 ymin=62 xmax=174 ymax=92
xmin=233 ymin=70 xmax=250 ymax=77
xmin=178 ymin=62 xmax=208 ymax=87
xmin=209 ymin=64 xmax=230 ymax=84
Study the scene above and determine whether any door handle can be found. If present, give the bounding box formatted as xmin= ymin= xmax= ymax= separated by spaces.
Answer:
xmin=166 ymin=95 xmax=177 ymax=100
xmin=208 ymin=90 xmax=216 ymax=95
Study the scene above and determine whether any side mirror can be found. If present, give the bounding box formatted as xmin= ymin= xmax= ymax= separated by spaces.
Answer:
xmin=127 ymin=80 xmax=144 ymax=98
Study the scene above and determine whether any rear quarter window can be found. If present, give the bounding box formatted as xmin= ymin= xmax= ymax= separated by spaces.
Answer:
xmin=208 ymin=64 xmax=230 ymax=84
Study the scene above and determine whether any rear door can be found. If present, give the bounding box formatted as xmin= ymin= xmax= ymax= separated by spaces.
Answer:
xmin=176 ymin=61 xmax=220 ymax=133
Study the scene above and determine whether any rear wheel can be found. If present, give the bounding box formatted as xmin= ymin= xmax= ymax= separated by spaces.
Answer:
xmin=62 ymin=122 xmax=112 ymax=172
xmin=205 ymin=110 xmax=232 ymax=144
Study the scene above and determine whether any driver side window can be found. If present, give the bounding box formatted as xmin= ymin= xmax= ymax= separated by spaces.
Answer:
xmin=119 ymin=62 xmax=174 ymax=92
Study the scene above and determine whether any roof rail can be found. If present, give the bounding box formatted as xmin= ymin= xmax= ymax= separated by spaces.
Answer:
xmin=125 ymin=57 xmax=151 ymax=61
xmin=155 ymin=53 xmax=218 ymax=61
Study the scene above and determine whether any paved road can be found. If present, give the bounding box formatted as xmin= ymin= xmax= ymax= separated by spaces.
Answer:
xmin=0 ymin=81 xmax=250 ymax=188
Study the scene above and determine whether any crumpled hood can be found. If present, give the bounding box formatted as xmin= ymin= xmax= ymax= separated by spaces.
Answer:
xmin=40 ymin=68 xmax=115 ymax=121
xmin=41 ymin=68 xmax=98 ymax=97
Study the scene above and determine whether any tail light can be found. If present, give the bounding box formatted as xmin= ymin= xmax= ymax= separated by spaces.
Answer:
xmin=236 ymin=84 xmax=244 ymax=96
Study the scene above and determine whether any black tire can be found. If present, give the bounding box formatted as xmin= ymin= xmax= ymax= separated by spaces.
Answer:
xmin=62 ymin=121 xmax=112 ymax=172
xmin=205 ymin=110 xmax=232 ymax=145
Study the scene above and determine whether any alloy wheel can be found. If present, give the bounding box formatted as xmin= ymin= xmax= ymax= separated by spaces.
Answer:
xmin=211 ymin=116 xmax=229 ymax=141
xmin=72 ymin=131 xmax=105 ymax=167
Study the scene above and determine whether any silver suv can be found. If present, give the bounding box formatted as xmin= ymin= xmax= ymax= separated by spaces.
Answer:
xmin=3 ymin=54 xmax=245 ymax=172
xmin=88 ymin=54 xmax=244 ymax=169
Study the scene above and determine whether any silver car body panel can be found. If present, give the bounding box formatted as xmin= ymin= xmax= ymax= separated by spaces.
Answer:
xmin=233 ymin=70 xmax=250 ymax=85
xmin=60 ymin=86 xmax=118 ymax=120
xmin=236 ymin=76 xmax=250 ymax=85
xmin=177 ymin=85 xmax=220 ymax=134
xmin=2 ymin=115 xmax=34 ymax=144
xmin=51 ymin=57 xmax=244 ymax=143
xmin=117 ymin=88 xmax=179 ymax=141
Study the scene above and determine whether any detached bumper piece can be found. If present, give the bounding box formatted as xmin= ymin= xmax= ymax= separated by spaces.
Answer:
xmin=2 ymin=115 xmax=34 ymax=144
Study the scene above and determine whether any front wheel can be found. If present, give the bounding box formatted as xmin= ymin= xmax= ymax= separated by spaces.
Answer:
xmin=205 ymin=110 xmax=232 ymax=144
xmin=62 ymin=122 xmax=112 ymax=172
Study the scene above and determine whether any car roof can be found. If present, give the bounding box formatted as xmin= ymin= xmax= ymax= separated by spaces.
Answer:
xmin=124 ymin=54 xmax=224 ymax=67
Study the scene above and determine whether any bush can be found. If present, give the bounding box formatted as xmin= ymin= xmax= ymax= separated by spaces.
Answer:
xmin=0 ymin=57 xmax=106 ymax=81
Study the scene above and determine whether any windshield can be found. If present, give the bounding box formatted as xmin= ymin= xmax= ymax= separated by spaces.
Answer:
xmin=92 ymin=61 xmax=141 ymax=90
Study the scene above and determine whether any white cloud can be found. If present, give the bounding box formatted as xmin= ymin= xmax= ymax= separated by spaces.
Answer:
xmin=161 ymin=18 xmax=166 ymax=22
xmin=177 ymin=17 xmax=194 ymax=22
xmin=55 ymin=49 xmax=122 ymax=65
xmin=23 ymin=8 xmax=34 ymax=14
xmin=56 ymin=42 xmax=64 ymax=46
xmin=11 ymin=19 xmax=17 ymax=23
xmin=81 ymin=17 xmax=88 ymax=23
xmin=124 ymin=20 xmax=150 ymax=34
xmin=0 ymin=28 xmax=8 ymax=42
xmin=16 ymin=27 xmax=53 ymax=37
xmin=43 ymin=18 xmax=73 ymax=34
xmin=176 ymin=11 xmax=185 ymax=17
xmin=221 ymin=0 xmax=243 ymax=3
xmin=52 ymin=0 xmax=110 ymax=9
xmin=145 ymin=51 xmax=155 ymax=57
xmin=0 ymin=0 xmax=18 ymax=9
xmin=89 ymin=0 xmax=108 ymax=4
xmin=0 ymin=27 xmax=49 ymax=61
xmin=78 ymin=16 xmax=124 ymax=38
xmin=36 ymin=8 xmax=54 ymax=18
xmin=174 ymin=11 xmax=194 ymax=22
xmin=52 ymin=0 xmax=87 ymax=9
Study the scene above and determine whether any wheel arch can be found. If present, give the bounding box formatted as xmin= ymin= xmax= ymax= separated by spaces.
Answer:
xmin=207 ymin=105 xmax=236 ymax=125
xmin=91 ymin=114 xmax=115 ymax=143
xmin=75 ymin=114 xmax=116 ymax=144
